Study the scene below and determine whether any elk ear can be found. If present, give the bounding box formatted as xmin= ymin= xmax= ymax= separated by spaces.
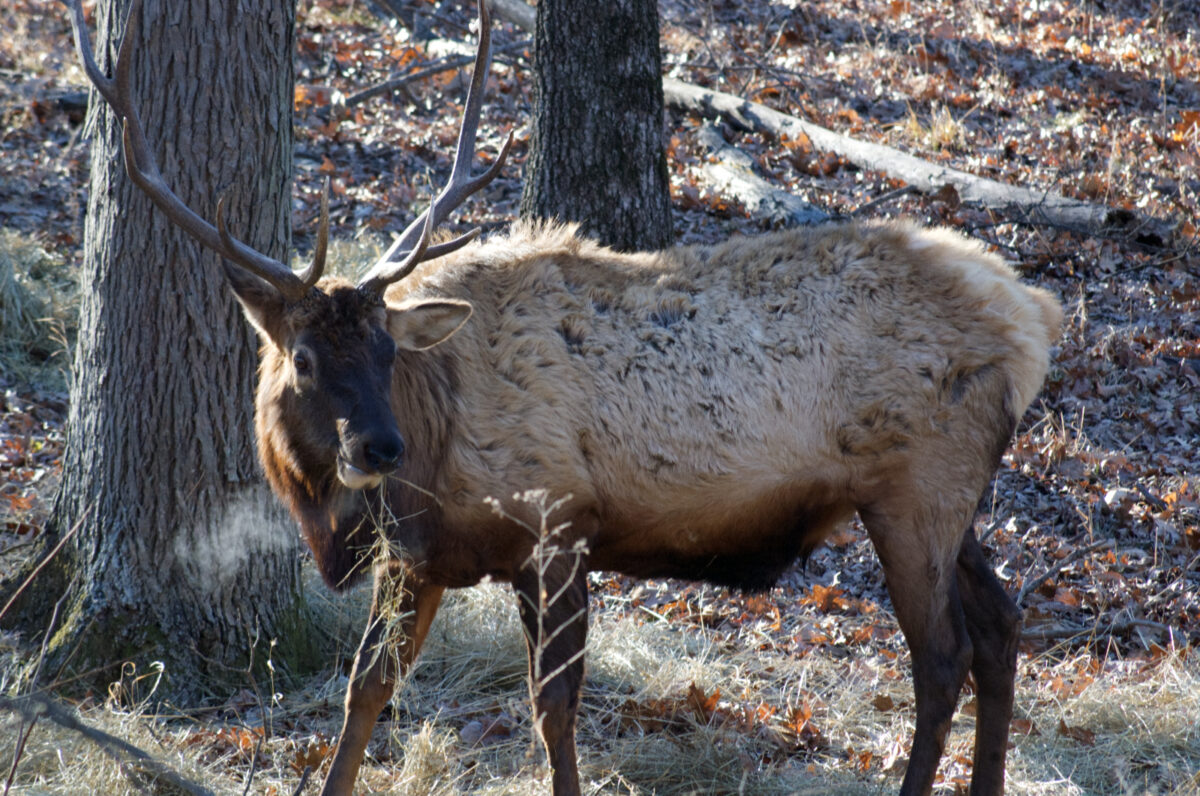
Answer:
xmin=223 ymin=262 xmax=287 ymax=343
xmin=386 ymin=299 xmax=473 ymax=351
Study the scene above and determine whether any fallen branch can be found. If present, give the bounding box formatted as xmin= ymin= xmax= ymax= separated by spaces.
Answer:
xmin=0 ymin=693 xmax=216 ymax=796
xmin=345 ymin=39 xmax=529 ymax=108
xmin=0 ymin=513 xmax=86 ymax=625
xmin=850 ymin=185 xmax=920 ymax=217
xmin=1017 ymin=538 xmax=1115 ymax=606
xmin=291 ymin=764 xmax=314 ymax=796
xmin=488 ymin=0 xmax=534 ymax=31
xmin=1022 ymin=617 xmax=1181 ymax=644
xmin=484 ymin=0 xmax=1175 ymax=245
xmin=664 ymin=78 xmax=1175 ymax=244
xmin=690 ymin=123 xmax=829 ymax=227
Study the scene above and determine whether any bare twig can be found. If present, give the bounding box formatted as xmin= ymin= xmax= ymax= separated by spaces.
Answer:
xmin=31 ymin=571 xmax=77 ymax=690
xmin=344 ymin=39 xmax=528 ymax=108
xmin=1133 ymin=483 xmax=1168 ymax=512
xmin=487 ymin=491 xmax=589 ymax=763
xmin=0 ymin=510 xmax=87 ymax=624
xmin=0 ymin=693 xmax=216 ymax=796
xmin=1023 ymin=616 xmax=1181 ymax=643
xmin=4 ymin=572 xmax=79 ymax=794
xmin=1017 ymin=538 xmax=1114 ymax=606
xmin=241 ymin=735 xmax=264 ymax=796
xmin=851 ymin=185 xmax=920 ymax=217
xmin=292 ymin=764 xmax=314 ymax=796
xmin=3 ymin=717 xmax=37 ymax=796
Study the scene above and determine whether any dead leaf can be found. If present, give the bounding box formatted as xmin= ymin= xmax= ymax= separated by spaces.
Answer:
xmin=932 ymin=183 xmax=961 ymax=209
xmin=292 ymin=736 xmax=332 ymax=774
xmin=1011 ymin=718 xmax=1039 ymax=736
xmin=686 ymin=682 xmax=721 ymax=723
xmin=1057 ymin=719 xmax=1096 ymax=745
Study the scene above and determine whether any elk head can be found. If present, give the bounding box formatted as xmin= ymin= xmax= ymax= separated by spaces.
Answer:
xmin=65 ymin=0 xmax=511 ymax=494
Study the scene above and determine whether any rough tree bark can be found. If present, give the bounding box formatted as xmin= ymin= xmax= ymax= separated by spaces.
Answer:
xmin=1 ymin=0 xmax=316 ymax=697
xmin=519 ymin=0 xmax=672 ymax=252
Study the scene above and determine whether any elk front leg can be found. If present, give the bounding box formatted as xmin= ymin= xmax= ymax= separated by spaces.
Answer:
xmin=320 ymin=564 xmax=445 ymax=796
xmin=513 ymin=552 xmax=589 ymax=796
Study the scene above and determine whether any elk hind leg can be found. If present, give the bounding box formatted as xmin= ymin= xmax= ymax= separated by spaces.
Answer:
xmin=513 ymin=554 xmax=588 ymax=796
xmin=860 ymin=498 xmax=973 ymax=796
xmin=957 ymin=528 xmax=1021 ymax=796
xmin=320 ymin=565 xmax=445 ymax=796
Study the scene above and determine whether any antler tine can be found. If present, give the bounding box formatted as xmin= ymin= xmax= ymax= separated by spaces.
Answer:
xmin=359 ymin=227 xmax=481 ymax=296
xmin=296 ymin=178 xmax=331 ymax=289
xmin=379 ymin=209 xmax=436 ymax=291
xmin=63 ymin=0 xmax=313 ymax=304
xmin=358 ymin=0 xmax=511 ymax=294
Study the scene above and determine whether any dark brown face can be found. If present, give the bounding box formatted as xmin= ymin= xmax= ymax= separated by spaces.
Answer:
xmin=234 ymin=274 xmax=407 ymax=497
xmin=227 ymin=265 xmax=472 ymax=507
xmin=284 ymin=301 xmax=404 ymax=491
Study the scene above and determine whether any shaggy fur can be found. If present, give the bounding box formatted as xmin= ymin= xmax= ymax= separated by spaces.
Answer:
xmin=367 ymin=220 xmax=1060 ymax=585
xmin=242 ymin=219 xmax=1060 ymax=796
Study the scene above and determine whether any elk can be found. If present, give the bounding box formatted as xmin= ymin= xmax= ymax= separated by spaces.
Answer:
xmin=67 ymin=0 xmax=1061 ymax=794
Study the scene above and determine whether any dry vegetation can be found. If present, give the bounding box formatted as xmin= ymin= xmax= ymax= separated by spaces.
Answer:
xmin=0 ymin=0 xmax=1198 ymax=793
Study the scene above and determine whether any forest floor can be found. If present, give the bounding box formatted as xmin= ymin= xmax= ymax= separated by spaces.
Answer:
xmin=0 ymin=0 xmax=1198 ymax=793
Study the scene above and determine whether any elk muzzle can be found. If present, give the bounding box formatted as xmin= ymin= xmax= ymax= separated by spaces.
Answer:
xmin=335 ymin=420 xmax=405 ymax=490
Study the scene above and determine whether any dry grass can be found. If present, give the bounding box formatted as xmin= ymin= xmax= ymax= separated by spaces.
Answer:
xmin=3 ymin=573 xmax=1197 ymax=794
xmin=3 ymin=235 xmax=1196 ymax=793
xmin=1005 ymin=646 xmax=1200 ymax=796
xmin=299 ymin=235 xmax=388 ymax=283
xmin=892 ymin=103 xmax=970 ymax=152
xmin=0 ymin=229 xmax=76 ymax=390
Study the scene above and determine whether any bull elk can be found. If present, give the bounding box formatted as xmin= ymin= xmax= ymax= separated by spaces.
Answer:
xmin=67 ymin=0 xmax=1062 ymax=793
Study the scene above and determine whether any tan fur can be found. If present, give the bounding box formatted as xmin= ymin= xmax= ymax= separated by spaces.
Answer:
xmin=251 ymin=219 xmax=1059 ymax=796
xmin=381 ymin=220 xmax=1059 ymax=577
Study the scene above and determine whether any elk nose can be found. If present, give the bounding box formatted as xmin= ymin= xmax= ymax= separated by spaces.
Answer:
xmin=365 ymin=434 xmax=405 ymax=473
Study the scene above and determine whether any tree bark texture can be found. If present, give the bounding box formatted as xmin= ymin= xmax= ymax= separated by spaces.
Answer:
xmin=519 ymin=0 xmax=673 ymax=252
xmin=9 ymin=0 xmax=315 ymax=697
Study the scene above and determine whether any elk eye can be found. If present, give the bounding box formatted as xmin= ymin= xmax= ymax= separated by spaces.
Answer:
xmin=293 ymin=350 xmax=312 ymax=376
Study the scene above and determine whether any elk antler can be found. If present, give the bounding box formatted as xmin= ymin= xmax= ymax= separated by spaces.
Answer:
xmin=356 ymin=0 xmax=514 ymax=296
xmin=63 ymin=0 xmax=326 ymax=304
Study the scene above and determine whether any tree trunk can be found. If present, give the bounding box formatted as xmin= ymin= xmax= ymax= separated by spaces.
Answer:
xmin=519 ymin=0 xmax=672 ymax=252
xmin=2 ymin=0 xmax=316 ymax=699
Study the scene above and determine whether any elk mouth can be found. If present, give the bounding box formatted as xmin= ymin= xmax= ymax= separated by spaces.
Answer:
xmin=336 ymin=457 xmax=384 ymax=490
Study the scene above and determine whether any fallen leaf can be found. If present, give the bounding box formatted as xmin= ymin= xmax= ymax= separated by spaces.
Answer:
xmin=1057 ymin=719 xmax=1096 ymax=746
xmin=1011 ymin=718 xmax=1039 ymax=736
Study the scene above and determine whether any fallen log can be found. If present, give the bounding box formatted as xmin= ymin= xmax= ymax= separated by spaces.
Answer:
xmin=690 ymin=122 xmax=829 ymax=227
xmin=666 ymin=79 xmax=1173 ymax=244
xmin=485 ymin=0 xmax=1174 ymax=244
xmin=488 ymin=0 xmax=535 ymax=31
